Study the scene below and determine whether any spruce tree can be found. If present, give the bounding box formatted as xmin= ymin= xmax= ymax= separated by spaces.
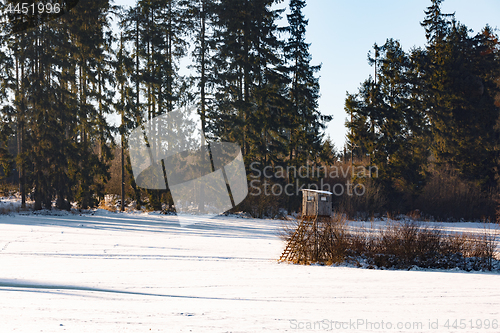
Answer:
xmin=346 ymin=40 xmax=430 ymax=207
xmin=62 ymin=0 xmax=114 ymax=208
xmin=121 ymin=0 xmax=192 ymax=210
xmin=422 ymin=0 xmax=500 ymax=188
xmin=284 ymin=0 xmax=330 ymax=201
xmin=210 ymin=0 xmax=286 ymax=162
xmin=0 ymin=0 xmax=115 ymax=210
xmin=120 ymin=4 xmax=147 ymax=209
xmin=285 ymin=0 xmax=329 ymax=167
xmin=114 ymin=32 xmax=136 ymax=211
xmin=0 ymin=22 xmax=14 ymax=185
xmin=186 ymin=0 xmax=216 ymax=137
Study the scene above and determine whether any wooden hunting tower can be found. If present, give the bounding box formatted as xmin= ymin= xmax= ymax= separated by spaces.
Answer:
xmin=301 ymin=189 xmax=332 ymax=218
xmin=279 ymin=189 xmax=334 ymax=263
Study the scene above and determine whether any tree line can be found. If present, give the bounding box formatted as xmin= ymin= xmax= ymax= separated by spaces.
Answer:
xmin=3 ymin=0 xmax=497 ymax=220
xmin=0 ymin=0 xmax=332 ymax=211
xmin=345 ymin=0 xmax=500 ymax=220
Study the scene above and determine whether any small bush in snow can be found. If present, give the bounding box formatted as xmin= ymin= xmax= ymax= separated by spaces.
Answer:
xmin=281 ymin=218 xmax=500 ymax=271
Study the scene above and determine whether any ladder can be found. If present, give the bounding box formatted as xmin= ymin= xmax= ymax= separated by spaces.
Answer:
xmin=279 ymin=216 xmax=317 ymax=262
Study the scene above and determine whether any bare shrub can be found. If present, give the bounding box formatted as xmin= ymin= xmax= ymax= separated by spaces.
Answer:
xmin=369 ymin=221 xmax=422 ymax=268
xmin=0 ymin=204 xmax=19 ymax=215
xmin=415 ymin=227 xmax=443 ymax=263
xmin=463 ymin=226 xmax=499 ymax=271
xmin=366 ymin=222 xmax=498 ymax=270
xmin=0 ymin=201 xmax=33 ymax=214
xmin=317 ymin=213 xmax=350 ymax=264
xmin=281 ymin=218 xmax=500 ymax=271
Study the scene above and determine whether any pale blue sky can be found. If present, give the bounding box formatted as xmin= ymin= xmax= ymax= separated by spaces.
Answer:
xmin=114 ymin=0 xmax=500 ymax=150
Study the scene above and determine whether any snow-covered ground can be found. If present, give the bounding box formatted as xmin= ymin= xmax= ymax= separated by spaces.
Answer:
xmin=1 ymin=206 xmax=499 ymax=332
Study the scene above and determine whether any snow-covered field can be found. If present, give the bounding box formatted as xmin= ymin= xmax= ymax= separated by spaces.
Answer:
xmin=1 ymin=204 xmax=499 ymax=332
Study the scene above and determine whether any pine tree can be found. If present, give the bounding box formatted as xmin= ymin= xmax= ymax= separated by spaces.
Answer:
xmin=284 ymin=0 xmax=331 ymax=202
xmin=120 ymin=4 xmax=147 ymax=209
xmin=120 ymin=0 xmax=192 ymax=210
xmin=0 ymin=101 xmax=13 ymax=182
xmin=185 ymin=0 xmax=216 ymax=137
xmin=346 ymin=39 xmax=430 ymax=206
xmin=210 ymin=0 xmax=287 ymax=162
xmin=0 ymin=19 xmax=15 ymax=186
xmin=115 ymin=32 xmax=136 ymax=211
xmin=0 ymin=0 xmax=115 ymax=210
xmin=6 ymin=3 xmax=71 ymax=209
xmin=62 ymin=0 xmax=114 ymax=208
xmin=346 ymin=0 xmax=500 ymax=213
xmin=422 ymin=0 xmax=500 ymax=188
